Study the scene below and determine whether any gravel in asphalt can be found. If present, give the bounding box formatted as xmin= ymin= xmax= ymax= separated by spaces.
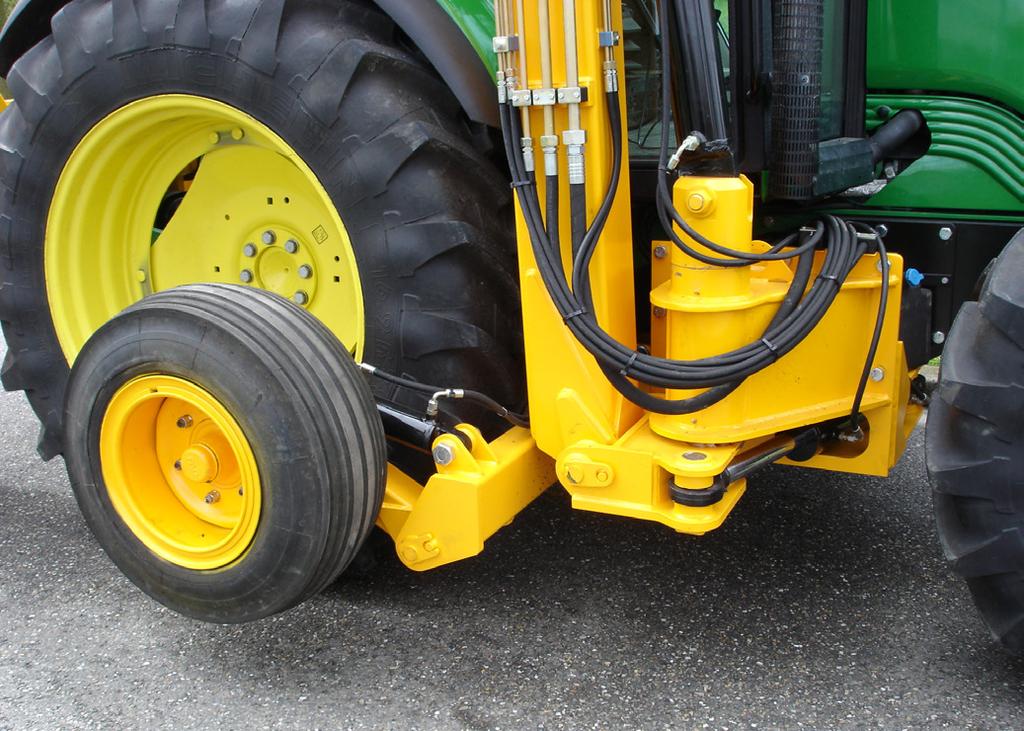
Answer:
xmin=0 ymin=365 xmax=1022 ymax=729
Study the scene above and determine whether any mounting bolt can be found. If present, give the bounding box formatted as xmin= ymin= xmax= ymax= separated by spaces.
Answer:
xmin=298 ymin=264 xmax=313 ymax=279
xmin=136 ymin=269 xmax=148 ymax=283
xmin=653 ymin=306 xmax=667 ymax=318
xmin=240 ymin=269 xmax=254 ymax=283
xmin=932 ymin=331 xmax=946 ymax=345
xmin=682 ymin=451 xmax=707 ymax=461
xmin=876 ymin=224 xmax=889 ymax=238
xmin=204 ymin=490 xmax=221 ymax=504
xmin=173 ymin=460 xmax=182 ymax=471
xmin=176 ymin=415 xmax=193 ymax=429
xmin=262 ymin=230 xmax=276 ymax=245
xmin=653 ymin=245 xmax=668 ymax=259
xmin=870 ymin=367 xmax=886 ymax=382
xmin=432 ymin=444 xmax=455 ymax=466
xmin=687 ymin=193 xmax=707 ymax=213
xmin=208 ymin=132 xmax=221 ymax=146
xmin=293 ymin=291 xmax=309 ymax=305
xmin=284 ymin=239 xmax=299 ymax=254
xmin=940 ymin=276 xmax=950 ymax=285
xmin=938 ymin=226 xmax=953 ymax=241
xmin=230 ymin=128 xmax=244 ymax=141
xmin=243 ymin=243 xmax=257 ymax=258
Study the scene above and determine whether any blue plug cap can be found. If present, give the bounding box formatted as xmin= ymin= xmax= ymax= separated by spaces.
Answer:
xmin=905 ymin=268 xmax=924 ymax=287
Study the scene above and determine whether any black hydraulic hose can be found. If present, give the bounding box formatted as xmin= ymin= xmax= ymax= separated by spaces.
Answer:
xmin=546 ymin=175 xmax=560 ymax=252
xmin=570 ymin=182 xmax=587 ymax=258
xmin=361 ymin=362 xmax=530 ymax=429
xmin=845 ymin=224 xmax=890 ymax=426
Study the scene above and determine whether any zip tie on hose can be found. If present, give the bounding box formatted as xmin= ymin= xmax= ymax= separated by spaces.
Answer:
xmin=511 ymin=180 xmax=533 ymax=189
xmin=760 ymin=337 xmax=780 ymax=361
xmin=563 ymin=308 xmax=587 ymax=322
xmin=619 ymin=351 xmax=640 ymax=378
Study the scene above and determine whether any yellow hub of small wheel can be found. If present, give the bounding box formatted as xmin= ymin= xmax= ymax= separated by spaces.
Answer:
xmin=46 ymin=94 xmax=364 ymax=363
xmin=100 ymin=375 xmax=261 ymax=570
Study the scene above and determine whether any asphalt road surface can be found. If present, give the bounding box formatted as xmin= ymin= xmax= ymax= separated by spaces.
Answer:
xmin=1 ymin=365 xmax=1022 ymax=729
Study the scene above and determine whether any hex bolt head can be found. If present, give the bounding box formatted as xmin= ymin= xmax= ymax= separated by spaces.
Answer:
xmin=653 ymin=245 xmax=668 ymax=259
xmin=261 ymin=230 xmax=276 ymax=245
xmin=284 ymin=239 xmax=299 ymax=254
xmin=938 ymin=226 xmax=953 ymax=241
xmin=869 ymin=367 xmax=886 ymax=382
xmin=243 ymin=243 xmax=257 ymax=258
xmin=297 ymin=264 xmax=313 ymax=279
xmin=240 ymin=269 xmax=254 ymax=283
xmin=176 ymin=415 xmax=193 ymax=429
xmin=293 ymin=291 xmax=309 ymax=306
xmin=432 ymin=444 xmax=455 ymax=466
xmin=173 ymin=460 xmax=182 ymax=471
xmin=932 ymin=331 xmax=946 ymax=345
xmin=230 ymin=128 xmax=244 ymax=141
xmin=204 ymin=490 xmax=221 ymax=504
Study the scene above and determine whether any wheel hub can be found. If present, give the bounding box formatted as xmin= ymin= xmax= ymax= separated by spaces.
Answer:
xmin=100 ymin=375 xmax=261 ymax=570
xmin=45 ymin=95 xmax=364 ymax=364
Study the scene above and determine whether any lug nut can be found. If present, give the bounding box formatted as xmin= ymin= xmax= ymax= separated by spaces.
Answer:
xmin=243 ymin=243 xmax=257 ymax=258
xmin=298 ymin=265 xmax=313 ymax=279
xmin=204 ymin=490 xmax=221 ymax=504
xmin=240 ymin=269 xmax=254 ymax=283
xmin=293 ymin=291 xmax=309 ymax=305
xmin=176 ymin=415 xmax=193 ymax=429
xmin=284 ymin=239 xmax=299 ymax=254
xmin=262 ymin=230 xmax=276 ymax=245
xmin=432 ymin=444 xmax=455 ymax=466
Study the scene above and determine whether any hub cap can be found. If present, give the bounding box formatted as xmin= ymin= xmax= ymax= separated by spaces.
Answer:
xmin=100 ymin=375 xmax=261 ymax=570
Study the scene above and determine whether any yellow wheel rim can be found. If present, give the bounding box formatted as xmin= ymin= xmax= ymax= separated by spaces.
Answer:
xmin=46 ymin=94 xmax=364 ymax=363
xmin=100 ymin=375 xmax=262 ymax=570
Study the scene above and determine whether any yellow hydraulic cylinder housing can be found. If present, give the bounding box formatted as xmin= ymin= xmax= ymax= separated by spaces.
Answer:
xmin=373 ymin=0 xmax=922 ymax=571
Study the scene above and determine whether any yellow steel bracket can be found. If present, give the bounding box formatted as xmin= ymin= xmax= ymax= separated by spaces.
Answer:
xmin=376 ymin=425 xmax=556 ymax=571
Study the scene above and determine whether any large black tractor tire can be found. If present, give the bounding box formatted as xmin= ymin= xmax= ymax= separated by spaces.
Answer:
xmin=65 ymin=285 xmax=387 ymax=622
xmin=927 ymin=228 xmax=1024 ymax=652
xmin=0 ymin=0 xmax=523 ymax=461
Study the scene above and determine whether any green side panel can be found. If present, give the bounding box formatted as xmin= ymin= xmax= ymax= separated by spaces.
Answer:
xmin=437 ymin=0 xmax=496 ymax=76
xmin=867 ymin=0 xmax=1024 ymax=116
xmin=865 ymin=0 xmax=1024 ymax=217
xmin=862 ymin=95 xmax=1024 ymax=215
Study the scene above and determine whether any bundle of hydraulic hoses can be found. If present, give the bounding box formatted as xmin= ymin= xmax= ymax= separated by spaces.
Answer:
xmin=495 ymin=0 xmax=888 ymax=421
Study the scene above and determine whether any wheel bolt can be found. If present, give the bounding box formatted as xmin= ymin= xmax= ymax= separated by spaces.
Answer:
xmin=262 ymin=230 xmax=276 ymax=245
xmin=240 ymin=269 xmax=254 ymax=283
xmin=176 ymin=415 xmax=193 ymax=429
xmin=293 ymin=291 xmax=309 ymax=305
xmin=243 ymin=243 xmax=257 ymax=258
xmin=284 ymin=239 xmax=299 ymax=254
xmin=298 ymin=265 xmax=313 ymax=279
xmin=204 ymin=490 xmax=221 ymax=504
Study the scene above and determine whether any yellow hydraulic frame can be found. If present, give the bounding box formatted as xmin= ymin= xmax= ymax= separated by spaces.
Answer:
xmin=376 ymin=0 xmax=921 ymax=569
